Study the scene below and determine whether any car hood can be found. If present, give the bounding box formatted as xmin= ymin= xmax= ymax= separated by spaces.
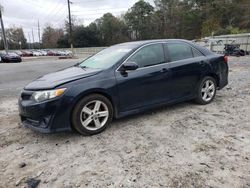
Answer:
xmin=25 ymin=66 xmax=102 ymax=90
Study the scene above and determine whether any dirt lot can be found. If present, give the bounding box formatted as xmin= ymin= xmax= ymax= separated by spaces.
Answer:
xmin=0 ymin=57 xmax=250 ymax=188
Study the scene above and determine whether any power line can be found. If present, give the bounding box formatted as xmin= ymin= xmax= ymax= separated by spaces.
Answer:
xmin=38 ymin=20 xmax=41 ymax=46
xmin=22 ymin=0 xmax=44 ymax=9
xmin=73 ymin=10 xmax=127 ymax=16
xmin=52 ymin=3 xmax=67 ymax=18
xmin=40 ymin=0 xmax=65 ymax=24
xmin=53 ymin=9 xmax=68 ymax=25
xmin=28 ymin=32 xmax=31 ymax=49
xmin=72 ymin=7 xmax=128 ymax=13
xmin=31 ymin=28 xmax=35 ymax=48
xmin=73 ymin=0 xmax=107 ymax=3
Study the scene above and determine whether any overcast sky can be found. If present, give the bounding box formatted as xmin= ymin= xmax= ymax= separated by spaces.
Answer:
xmin=1 ymin=0 xmax=154 ymax=42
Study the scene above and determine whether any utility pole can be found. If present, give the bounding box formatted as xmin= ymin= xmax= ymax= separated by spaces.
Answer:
xmin=38 ymin=20 xmax=41 ymax=49
xmin=31 ymin=28 xmax=35 ymax=49
xmin=19 ymin=41 xmax=22 ymax=49
xmin=28 ymin=32 xmax=31 ymax=49
xmin=67 ymin=0 xmax=73 ymax=54
xmin=0 ymin=6 xmax=8 ymax=54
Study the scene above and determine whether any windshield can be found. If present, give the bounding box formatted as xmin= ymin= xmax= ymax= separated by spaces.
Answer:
xmin=79 ymin=45 xmax=133 ymax=69
xmin=9 ymin=53 xmax=18 ymax=56
xmin=0 ymin=52 xmax=17 ymax=56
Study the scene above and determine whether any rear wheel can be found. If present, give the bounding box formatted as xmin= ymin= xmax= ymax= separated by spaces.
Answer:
xmin=195 ymin=76 xmax=217 ymax=105
xmin=72 ymin=94 xmax=113 ymax=135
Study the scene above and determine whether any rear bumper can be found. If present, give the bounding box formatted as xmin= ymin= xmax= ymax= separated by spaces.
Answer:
xmin=218 ymin=61 xmax=229 ymax=89
xmin=218 ymin=77 xmax=228 ymax=89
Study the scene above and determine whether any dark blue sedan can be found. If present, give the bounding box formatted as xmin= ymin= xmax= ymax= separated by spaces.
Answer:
xmin=0 ymin=52 xmax=22 ymax=63
xmin=18 ymin=39 xmax=228 ymax=135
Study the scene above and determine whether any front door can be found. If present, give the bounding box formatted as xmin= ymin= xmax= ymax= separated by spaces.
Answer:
xmin=115 ymin=43 xmax=171 ymax=112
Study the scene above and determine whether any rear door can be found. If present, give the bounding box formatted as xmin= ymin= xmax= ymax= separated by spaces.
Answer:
xmin=165 ymin=42 xmax=206 ymax=100
xmin=115 ymin=43 xmax=172 ymax=112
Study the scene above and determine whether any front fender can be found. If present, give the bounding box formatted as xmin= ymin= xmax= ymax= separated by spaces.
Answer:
xmin=62 ymin=76 xmax=119 ymax=119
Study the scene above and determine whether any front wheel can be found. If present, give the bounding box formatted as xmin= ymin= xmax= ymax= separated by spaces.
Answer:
xmin=72 ymin=94 xmax=113 ymax=135
xmin=195 ymin=76 xmax=217 ymax=105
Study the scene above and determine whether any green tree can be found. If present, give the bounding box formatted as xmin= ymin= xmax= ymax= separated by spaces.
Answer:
xmin=4 ymin=26 xmax=27 ymax=49
xmin=154 ymin=0 xmax=181 ymax=38
xmin=49 ymin=0 xmax=250 ymax=48
xmin=190 ymin=0 xmax=250 ymax=36
xmin=72 ymin=25 xmax=100 ymax=47
xmin=42 ymin=26 xmax=63 ymax=48
xmin=98 ymin=13 xmax=129 ymax=45
xmin=201 ymin=18 xmax=221 ymax=36
xmin=57 ymin=34 xmax=69 ymax=48
xmin=154 ymin=0 xmax=250 ymax=38
xmin=125 ymin=0 xmax=154 ymax=40
xmin=87 ymin=22 xmax=102 ymax=46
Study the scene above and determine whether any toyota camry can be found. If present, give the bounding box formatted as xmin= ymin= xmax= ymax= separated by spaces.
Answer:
xmin=18 ymin=39 xmax=228 ymax=135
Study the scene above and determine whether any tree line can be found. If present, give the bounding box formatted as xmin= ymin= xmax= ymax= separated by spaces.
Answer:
xmin=1 ymin=0 xmax=250 ymax=50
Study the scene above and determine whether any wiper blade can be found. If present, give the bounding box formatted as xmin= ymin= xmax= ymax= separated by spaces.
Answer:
xmin=74 ymin=63 xmax=88 ymax=69
xmin=79 ymin=65 xmax=89 ymax=70
xmin=74 ymin=62 xmax=80 ymax=67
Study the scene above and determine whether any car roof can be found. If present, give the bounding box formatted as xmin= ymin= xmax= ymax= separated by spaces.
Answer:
xmin=114 ymin=39 xmax=212 ymax=55
xmin=116 ymin=39 xmax=191 ymax=46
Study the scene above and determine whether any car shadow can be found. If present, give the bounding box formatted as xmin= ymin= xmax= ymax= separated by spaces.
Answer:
xmin=110 ymin=101 xmax=194 ymax=129
xmin=27 ymin=100 xmax=198 ymax=141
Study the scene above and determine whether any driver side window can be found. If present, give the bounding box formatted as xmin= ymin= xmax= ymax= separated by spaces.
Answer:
xmin=128 ymin=43 xmax=165 ymax=68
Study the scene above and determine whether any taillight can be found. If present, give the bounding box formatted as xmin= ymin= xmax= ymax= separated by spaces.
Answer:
xmin=224 ymin=56 xmax=228 ymax=63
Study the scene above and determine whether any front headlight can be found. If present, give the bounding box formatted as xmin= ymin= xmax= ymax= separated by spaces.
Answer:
xmin=31 ymin=88 xmax=67 ymax=102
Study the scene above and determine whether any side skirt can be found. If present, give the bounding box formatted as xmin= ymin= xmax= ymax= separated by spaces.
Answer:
xmin=116 ymin=95 xmax=195 ymax=119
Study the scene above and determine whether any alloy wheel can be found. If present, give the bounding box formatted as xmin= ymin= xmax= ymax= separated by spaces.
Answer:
xmin=201 ymin=80 xmax=215 ymax=102
xmin=80 ymin=100 xmax=109 ymax=131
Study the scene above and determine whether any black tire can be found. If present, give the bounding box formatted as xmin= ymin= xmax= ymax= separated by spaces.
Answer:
xmin=239 ymin=50 xmax=245 ymax=56
xmin=195 ymin=76 xmax=217 ymax=105
xmin=72 ymin=94 xmax=113 ymax=135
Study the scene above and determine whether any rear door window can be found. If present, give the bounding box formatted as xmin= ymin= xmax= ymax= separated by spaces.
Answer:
xmin=166 ymin=43 xmax=193 ymax=61
xmin=192 ymin=47 xmax=204 ymax=57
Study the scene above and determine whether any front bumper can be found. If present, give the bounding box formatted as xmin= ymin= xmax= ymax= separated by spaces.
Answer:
xmin=18 ymin=90 xmax=72 ymax=133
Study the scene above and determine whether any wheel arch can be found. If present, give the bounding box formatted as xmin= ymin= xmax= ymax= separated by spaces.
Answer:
xmin=205 ymin=73 xmax=219 ymax=87
xmin=194 ymin=73 xmax=219 ymax=97
xmin=70 ymin=89 xmax=117 ymax=128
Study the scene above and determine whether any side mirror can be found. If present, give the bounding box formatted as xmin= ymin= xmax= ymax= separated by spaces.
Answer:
xmin=120 ymin=61 xmax=139 ymax=71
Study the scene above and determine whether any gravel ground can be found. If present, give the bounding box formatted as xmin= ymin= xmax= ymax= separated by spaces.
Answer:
xmin=0 ymin=57 xmax=250 ymax=188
